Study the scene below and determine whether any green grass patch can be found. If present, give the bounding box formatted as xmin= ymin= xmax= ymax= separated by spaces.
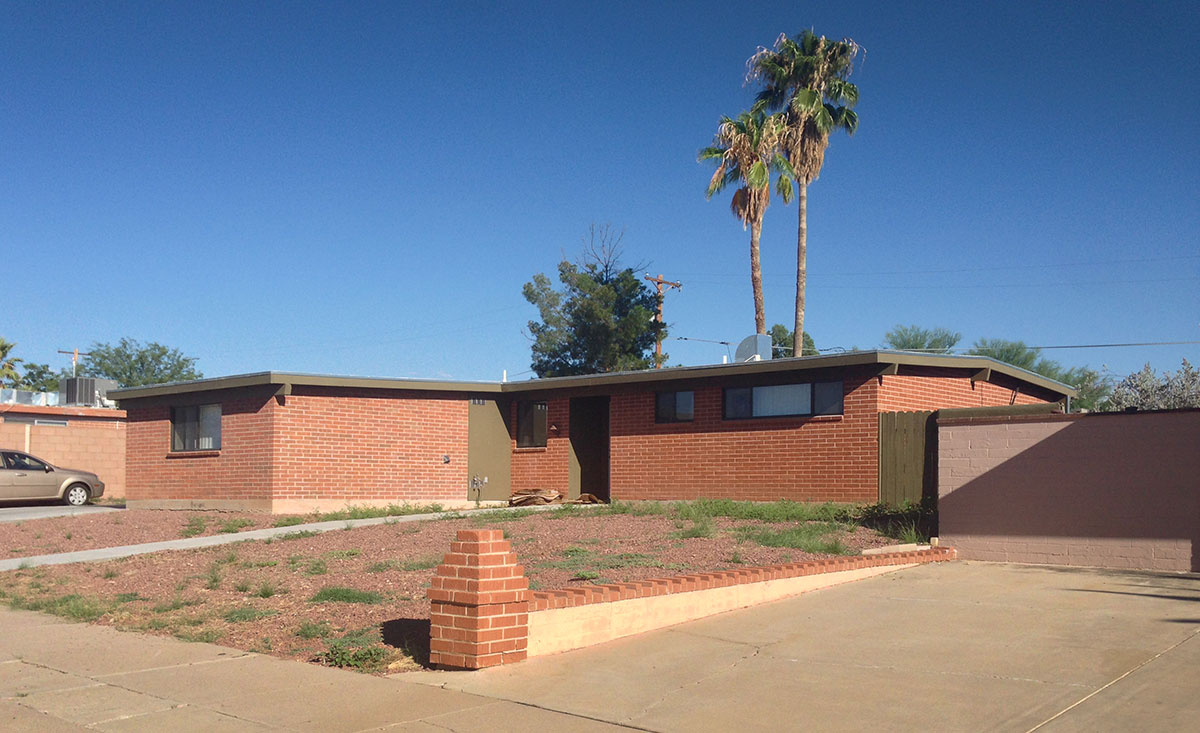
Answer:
xmin=272 ymin=516 xmax=306 ymax=528
xmin=314 ymin=630 xmax=390 ymax=672
xmin=672 ymin=499 xmax=855 ymax=524
xmin=234 ymin=581 xmax=251 ymax=593
xmin=303 ymin=559 xmax=328 ymax=576
xmin=594 ymin=500 xmax=669 ymax=516
xmin=310 ymin=587 xmax=384 ymax=605
xmin=152 ymin=596 xmax=203 ymax=613
xmin=115 ymin=592 xmax=145 ymax=603
xmin=223 ymin=607 xmax=278 ymax=623
xmin=674 ymin=516 xmax=716 ymax=539
xmin=180 ymin=517 xmax=208 ymax=538
xmin=733 ymin=522 xmax=854 ymax=555
xmin=468 ymin=508 xmax=540 ymax=524
xmin=310 ymin=503 xmax=444 ymax=523
xmin=273 ymin=530 xmax=320 ymax=542
xmin=218 ymin=518 xmax=255 ymax=534
xmin=324 ymin=549 xmax=362 ymax=559
xmin=7 ymin=593 xmax=113 ymax=622
xmin=253 ymin=582 xmax=281 ymax=598
xmin=296 ymin=621 xmax=334 ymax=639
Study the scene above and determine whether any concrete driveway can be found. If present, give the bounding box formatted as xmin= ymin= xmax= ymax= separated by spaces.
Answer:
xmin=0 ymin=504 xmax=120 ymax=523
xmin=407 ymin=562 xmax=1200 ymax=731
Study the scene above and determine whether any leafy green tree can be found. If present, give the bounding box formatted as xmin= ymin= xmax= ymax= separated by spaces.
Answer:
xmin=749 ymin=30 xmax=860 ymax=355
xmin=883 ymin=325 xmax=962 ymax=353
xmin=18 ymin=363 xmax=62 ymax=393
xmin=768 ymin=324 xmax=818 ymax=356
xmin=0 ymin=338 xmax=23 ymax=387
xmin=77 ymin=338 xmax=202 ymax=387
xmin=1108 ymin=360 xmax=1199 ymax=410
xmin=699 ymin=109 xmax=794 ymax=334
xmin=969 ymin=339 xmax=1112 ymax=411
xmin=523 ymin=233 xmax=664 ymax=377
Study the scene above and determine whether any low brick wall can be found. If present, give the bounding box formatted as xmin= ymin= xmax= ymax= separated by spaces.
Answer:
xmin=428 ymin=529 xmax=955 ymax=670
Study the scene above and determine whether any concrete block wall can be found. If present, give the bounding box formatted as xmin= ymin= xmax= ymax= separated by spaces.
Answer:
xmin=938 ymin=410 xmax=1200 ymax=572
xmin=0 ymin=405 xmax=126 ymax=498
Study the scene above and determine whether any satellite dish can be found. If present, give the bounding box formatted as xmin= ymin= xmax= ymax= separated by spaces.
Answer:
xmin=734 ymin=334 xmax=773 ymax=362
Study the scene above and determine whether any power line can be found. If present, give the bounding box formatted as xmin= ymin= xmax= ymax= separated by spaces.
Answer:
xmin=880 ymin=340 xmax=1200 ymax=353
xmin=673 ymin=254 xmax=1200 ymax=280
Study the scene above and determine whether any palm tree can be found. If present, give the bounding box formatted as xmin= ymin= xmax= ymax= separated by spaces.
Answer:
xmin=699 ymin=109 xmax=794 ymax=334
xmin=0 ymin=338 xmax=23 ymax=387
xmin=749 ymin=30 xmax=860 ymax=355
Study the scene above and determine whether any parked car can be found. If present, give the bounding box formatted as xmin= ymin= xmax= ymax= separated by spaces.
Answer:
xmin=0 ymin=450 xmax=105 ymax=506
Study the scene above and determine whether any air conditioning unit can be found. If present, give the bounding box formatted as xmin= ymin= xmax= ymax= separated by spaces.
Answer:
xmin=60 ymin=377 xmax=119 ymax=406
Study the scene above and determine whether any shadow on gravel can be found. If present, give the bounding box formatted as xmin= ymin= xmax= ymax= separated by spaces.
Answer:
xmin=382 ymin=617 xmax=431 ymax=667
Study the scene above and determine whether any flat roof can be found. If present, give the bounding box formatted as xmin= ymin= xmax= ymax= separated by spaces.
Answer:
xmin=109 ymin=351 xmax=1076 ymax=401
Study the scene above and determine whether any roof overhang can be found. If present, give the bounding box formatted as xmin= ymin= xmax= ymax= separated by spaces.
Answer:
xmin=109 ymin=351 xmax=1076 ymax=403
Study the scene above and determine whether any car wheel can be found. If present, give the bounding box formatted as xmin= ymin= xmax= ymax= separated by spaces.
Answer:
xmin=64 ymin=484 xmax=91 ymax=507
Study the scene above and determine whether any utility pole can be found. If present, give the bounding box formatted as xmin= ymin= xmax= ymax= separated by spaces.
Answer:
xmin=644 ymin=273 xmax=682 ymax=369
xmin=57 ymin=348 xmax=91 ymax=378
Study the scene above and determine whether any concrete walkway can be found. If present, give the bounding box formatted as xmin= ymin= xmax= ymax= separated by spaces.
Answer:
xmin=0 ymin=608 xmax=627 ymax=731
xmin=3 ymin=561 xmax=1198 ymax=730
xmin=406 ymin=562 xmax=1200 ymax=732
xmin=0 ymin=506 xmax=552 ymax=572
xmin=0 ymin=505 xmax=120 ymax=524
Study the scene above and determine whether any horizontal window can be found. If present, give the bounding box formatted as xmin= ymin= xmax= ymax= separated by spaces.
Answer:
xmin=516 ymin=401 xmax=547 ymax=448
xmin=2 ymin=416 xmax=68 ymax=426
xmin=655 ymin=391 xmax=694 ymax=422
xmin=723 ymin=382 xmax=843 ymax=419
xmin=171 ymin=404 xmax=221 ymax=451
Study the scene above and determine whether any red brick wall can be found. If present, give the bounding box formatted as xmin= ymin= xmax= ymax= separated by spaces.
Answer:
xmin=0 ymin=406 xmax=126 ymax=498
xmin=124 ymin=390 xmax=277 ymax=504
xmin=609 ymin=376 xmax=881 ymax=503
xmin=509 ymin=399 xmax=571 ymax=493
xmin=876 ymin=370 xmax=1053 ymax=412
xmin=271 ymin=387 xmax=468 ymax=504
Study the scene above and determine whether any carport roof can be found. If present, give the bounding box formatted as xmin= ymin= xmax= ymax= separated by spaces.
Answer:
xmin=108 ymin=351 xmax=1076 ymax=401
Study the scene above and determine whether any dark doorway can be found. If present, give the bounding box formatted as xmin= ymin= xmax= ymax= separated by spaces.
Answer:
xmin=568 ymin=396 xmax=610 ymax=502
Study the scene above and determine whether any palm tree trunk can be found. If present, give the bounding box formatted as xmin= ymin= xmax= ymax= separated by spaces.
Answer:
xmin=750 ymin=217 xmax=766 ymax=334
xmin=793 ymin=181 xmax=808 ymax=356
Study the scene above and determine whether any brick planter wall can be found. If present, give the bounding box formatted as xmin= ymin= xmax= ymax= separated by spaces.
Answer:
xmin=427 ymin=530 xmax=529 ymax=669
xmin=428 ymin=530 xmax=955 ymax=669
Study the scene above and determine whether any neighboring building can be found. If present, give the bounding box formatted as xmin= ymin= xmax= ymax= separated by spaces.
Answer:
xmin=111 ymin=352 xmax=1073 ymax=513
xmin=0 ymin=403 xmax=127 ymax=498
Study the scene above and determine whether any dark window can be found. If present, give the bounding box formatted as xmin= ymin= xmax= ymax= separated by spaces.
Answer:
xmin=516 ymin=401 xmax=548 ymax=447
xmin=813 ymin=381 xmax=844 ymax=415
xmin=3 ymin=452 xmax=48 ymax=471
xmin=171 ymin=404 xmax=222 ymax=451
xmin=655 ymin=391 xmax=694 ymax=422
xmin=723 ymin=381 xmax=844 ymax=419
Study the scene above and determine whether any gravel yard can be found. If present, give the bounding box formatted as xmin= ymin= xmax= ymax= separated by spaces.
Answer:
xmin=0 ymin=503 xmax=899 ymax=673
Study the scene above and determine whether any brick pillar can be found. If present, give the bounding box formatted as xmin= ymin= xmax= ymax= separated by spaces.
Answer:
xmin=428 ymin=529 xmax=529 ymax=670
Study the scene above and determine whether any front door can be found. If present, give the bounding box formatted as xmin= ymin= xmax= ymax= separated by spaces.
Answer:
xmin=568 ymin=396 xmax=610 ymax=502
xmin=467 ymin=398 xmax=511 ymax=502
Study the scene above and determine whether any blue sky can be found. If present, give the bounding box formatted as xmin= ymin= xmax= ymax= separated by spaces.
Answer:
xmin=4 ymin=1 xmax=1197 ymax=384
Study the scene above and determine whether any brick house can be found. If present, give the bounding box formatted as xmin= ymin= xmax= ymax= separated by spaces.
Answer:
xmin=110 ymin=352 xmax=1073 ymax=513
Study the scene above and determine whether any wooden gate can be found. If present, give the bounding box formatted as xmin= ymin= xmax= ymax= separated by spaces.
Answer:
xmin=877 ymin=410 xmax=936 ymax=506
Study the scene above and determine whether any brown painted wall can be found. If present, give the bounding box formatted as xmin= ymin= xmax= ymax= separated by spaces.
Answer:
xmin=938 ymin=410 xmax=1200 ymax=572
xmin=0 ymin=405 xmax=126 ymax=498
